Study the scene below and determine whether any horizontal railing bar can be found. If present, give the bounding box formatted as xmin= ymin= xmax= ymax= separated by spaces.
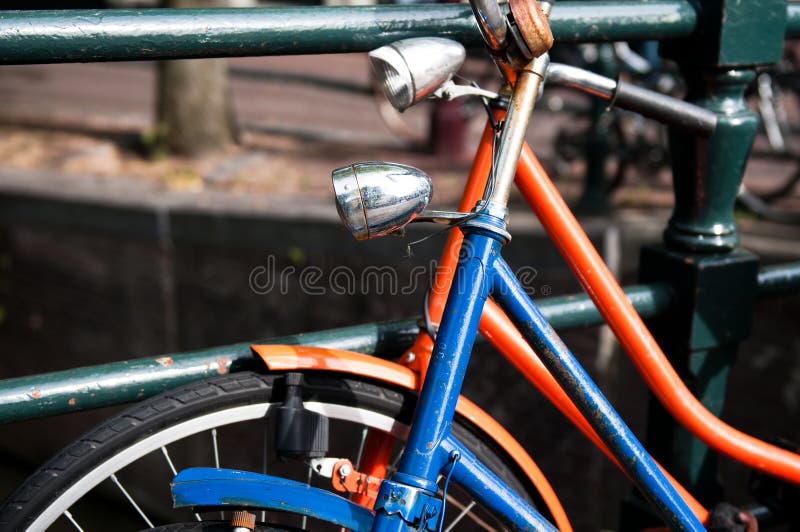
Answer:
xmin=788 ymin=2 xmax=800 ymax=38
xmin=0 ymin=261 xmax=794 ymax=424
xmin=0 ymin=1 xmax=699 ymax=65
xmin=0 ymin=283 xmax=671 ymax=423
xmin=757 ymin=261 xmax=800 ymax=295
xmin=0 ymin=319 xmax=420 ymax=424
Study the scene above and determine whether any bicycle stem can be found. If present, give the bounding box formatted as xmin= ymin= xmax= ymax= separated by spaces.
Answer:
xmin=488 ymin=53 xmax=549 ymax=209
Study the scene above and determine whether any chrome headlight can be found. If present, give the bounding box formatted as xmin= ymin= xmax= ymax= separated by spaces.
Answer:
xmin=332 ymin=162 xmax=432 ymax=240
xmin=369 ymin=37 xmax=466 ymax=111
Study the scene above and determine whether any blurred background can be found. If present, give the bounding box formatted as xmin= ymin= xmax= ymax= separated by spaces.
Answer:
xmin=0 ymin=1 xmax=798 ymax=530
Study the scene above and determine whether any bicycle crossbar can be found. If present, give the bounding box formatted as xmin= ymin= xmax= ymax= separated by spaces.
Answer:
xmin=0 ymin=263 xmax=796 ymax=425
xmin=0 ymin=1 xmax=701 ymax=65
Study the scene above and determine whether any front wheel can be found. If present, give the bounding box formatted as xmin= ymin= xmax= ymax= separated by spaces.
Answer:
xmin=0 ymin=371 xmax=545 ymax=531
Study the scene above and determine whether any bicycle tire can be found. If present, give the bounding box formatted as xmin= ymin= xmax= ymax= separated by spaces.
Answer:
xmin=0 ymin=371 xmax=543 ymax=531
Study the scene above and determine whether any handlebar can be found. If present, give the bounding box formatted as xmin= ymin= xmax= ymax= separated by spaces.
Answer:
xmin=464 ymin=0 xmax=714 ymax=135
xmin=547 ymin=63 xmax=718 ymax=135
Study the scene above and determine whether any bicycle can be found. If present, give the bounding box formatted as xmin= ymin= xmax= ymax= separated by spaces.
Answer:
xmin=0 ymin=1 xmax=799 ymax=531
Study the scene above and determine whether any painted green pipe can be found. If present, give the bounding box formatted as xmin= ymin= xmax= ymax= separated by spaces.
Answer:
xmin=537 ymin=282 xmax=673 ymax=330
xmin=757 ymin=261 xmax=800 ymax=295
xmin=0 ymin=319 xmax=419 ymax=424
xmin=0 ymin=1 xmax=698 ymax=65
xmin=788 ymin=2 xmax=800 ymax=38
xmin=0 ymin=283 xmax=671 ymax=423
xmin=1 ymin=260 xmax=797 ymax=424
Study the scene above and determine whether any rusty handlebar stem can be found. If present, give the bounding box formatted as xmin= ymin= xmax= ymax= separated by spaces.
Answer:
xmin=468 ymin=0 xmax=553 ymax=69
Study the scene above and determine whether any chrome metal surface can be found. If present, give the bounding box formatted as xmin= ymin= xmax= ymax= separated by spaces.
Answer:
xmin=546 ymin=62 xmax=616 ymax=99
xmin=613 ymin=42 xmax=652 ymax=74
xmin=369 ymin=38 xmax=466 ymax=111
xmin=463 ymin=201 xmax=512 ymax=242
xmin=332 ymin=162 xmax=432 ymax=240
xmin=432 ymin=79 xmax=500 ymax=102
xmin=411 ymin=210 xmax=470 ymax=226
xmin=489 ymin=53 xmax=549 ymax=208
xmin=473 ymin=200 xmax=509 ymax=222
xmin=468 ymin=0 xmax=508 ymax=52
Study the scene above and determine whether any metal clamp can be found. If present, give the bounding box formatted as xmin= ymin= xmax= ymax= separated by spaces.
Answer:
xmin=374 ymin=480 xmax=443 ymax=531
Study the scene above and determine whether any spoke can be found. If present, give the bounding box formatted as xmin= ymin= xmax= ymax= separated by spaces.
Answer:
xmin=301 ymin=467 xmax=313 ymax=529
xmin=110 ymin=473 xmax=154 ymax=528
xmin=261 ymin=426 xmax=269 ymax=524
xmin=63 ymin=510 xmax=84 ymax=532
xmin=160 ymin=446 xmax=178 ymax=476
xmin=446 ymin=494 xmax=496 ymax=532
xmin=211 ymin=428 xmax=221 ymax=468
xmin=443 ymin=500 xmax=476 ymax=532
xmin=211 ymin=428 xmax=223 ymax=520
xmin=161 ymin=446 xmax=201 ymax=521
xmin=354 ymin=427 xmax=369 ymax=470
xmin=389 ymin=444 xmax=405 ymax=473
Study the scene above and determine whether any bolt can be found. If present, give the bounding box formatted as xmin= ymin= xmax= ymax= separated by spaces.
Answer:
xmin=339 ymin=464 xmax=352 ymax=477
xmin=406 ymin=351 xmax=416 ymax=363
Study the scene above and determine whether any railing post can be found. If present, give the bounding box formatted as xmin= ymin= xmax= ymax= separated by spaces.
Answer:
xmin=624 ymin=0 xmax=789 ymax=527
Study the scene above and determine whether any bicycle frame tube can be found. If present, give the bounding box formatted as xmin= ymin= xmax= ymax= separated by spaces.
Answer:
xmin=405 ymin=113 xmax=708 ymax=522
xmin=393 ymin=232 xmax=497 ymax=488
xmin=377 ymin=214 xmax=703 ymax=530
xmin=373 ymin=226 xmax=557 ymax=532
xmin=489 ymin=257 xmax=703 ymax=531
xmin=513 ymin=143 xmax=800 ymax=485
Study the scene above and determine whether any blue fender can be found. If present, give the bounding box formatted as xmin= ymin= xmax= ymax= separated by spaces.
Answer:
xmin=171 ymin=467 xmax=375 ymax=531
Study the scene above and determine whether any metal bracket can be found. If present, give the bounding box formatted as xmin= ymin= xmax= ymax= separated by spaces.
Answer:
xmin=374 ymin=479 xmax=443 ymax=531
xmin=432 ymin=79 xmax=499 ymax=102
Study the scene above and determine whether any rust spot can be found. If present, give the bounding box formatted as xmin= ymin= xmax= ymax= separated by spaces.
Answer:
xmin=156 ymin=356 xmax=174 ymax=367
xmin=216 ymin=357 xmax=228 ymax=375
xmin=68 ymin=398 xmax=76 ymax=406
xmin=30 ymin=389 xmax=41 ymax=400
xmin=509 ymin=0 xmax=553 ymax=57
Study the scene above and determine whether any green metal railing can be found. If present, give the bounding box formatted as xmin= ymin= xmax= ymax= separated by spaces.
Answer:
xmin=1 ymin=1 xmax=698 ymax=64
xmin=789 ymin=2 xmax=800 ymax=36
xmin=1 ymin=262 xmax=798 ymax=425
xmin=0 ymin=282 xmax=671 ymax=423
xmin=3 ymin=1 xmax=799 ymax=66
xmin=1 ymin=1 xmax=799 ymax=525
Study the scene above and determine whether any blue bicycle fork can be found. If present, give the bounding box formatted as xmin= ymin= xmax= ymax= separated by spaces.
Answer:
xmin=371 ymin=213 xmax=705 ymax=532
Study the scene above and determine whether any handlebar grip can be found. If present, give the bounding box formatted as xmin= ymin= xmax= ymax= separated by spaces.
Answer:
xmin=613 ymin=81 xmax=717 ymax=135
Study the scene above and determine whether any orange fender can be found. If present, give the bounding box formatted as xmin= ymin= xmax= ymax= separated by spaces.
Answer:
xmin=251 ymin=344 xmax=572 ymax=532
